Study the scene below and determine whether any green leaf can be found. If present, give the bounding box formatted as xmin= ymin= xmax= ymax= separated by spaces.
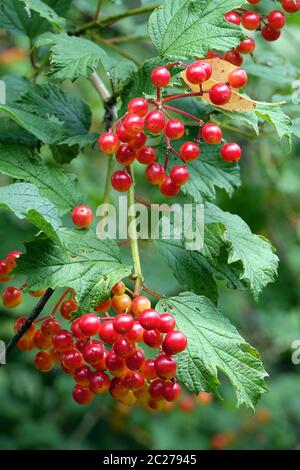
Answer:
xmin=0 ymin=183 xmax=62 ymax=243
xmin=255 ymin=103 xmax=292 ymax=146
xmin=205 ymin=202 xmax=279 ymax=299
xmin=157 ymin=292 xmax=268 ymax=410
xmin=0 ymin=75 xmax=31 ymax=104
xmin=148 ymin=0 xmax=244 ymax=57
xmin=0 ymin=144 xmax=85 ymax=215
xmin=0 ymin=119 xmax=37 ymax=145
xmin=15 ymin=229 xmax=132 ymax=312
xmin=246 ymin=53 xmax=298 ymax=87
xmin=21 ymin=0 xmax=65 ymax=30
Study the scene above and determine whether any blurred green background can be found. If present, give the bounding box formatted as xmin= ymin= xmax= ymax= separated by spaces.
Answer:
xmin=1 ymin=0 xmax=300 ymax=450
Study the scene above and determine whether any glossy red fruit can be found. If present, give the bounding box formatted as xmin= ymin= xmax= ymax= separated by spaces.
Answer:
xmin=128 ymin=132 xmax=147 ymax=150
xmin=163 ymin=382 xmax=181 ymax=402
xmin=169 ymin=166 xmax=189 ymax=186
xmin=72 ymin=205 xmax=93 ymax=229
xmin=163 ymin=330 xmax=187 ymax=355
xmin=247 ymin=0 xmax=261 ymax=3
xmin=131 ymin=295 xmax=151 ymax=315
xmin=282 ymin=0 xmax=300 ymax=13
xmin=100 ymin=320 xmax=119 ymax=343
xmin=111 ymin=294 xmax=132 ymax=314
xmin=90 ymin=371 xmax=110 ymax=394
xmin=145 ymin=110 xmax=165 ymax=134
xmin=160 ymin=176 xmax=181 ymax=196
xmin=116 ymin=144 xmax=136 ymax=166
xmin=34 ymin=351 xmax=54 ymax=372
xmin=138 ymin=309 xmax=160 ymax=330
xmin=149 ymin=378 xmax=165 ymax=400
xmin=261 ymin=26 xmax=281 ymax=41
xmin=123 ymin=114 xmax=144 ymax=136
xmin=41 ymin=318 xmax=61 ymax=337
xmin=126 ymin=322 xmax=144 ymax=342
xmin=111 ymin=170 xmax=132 ymax=192
xmin=113 ymin=313 xmax=134 ymax=335
xmin=74 ymin=365 xmax=91 ymax=386
xmin=241 ymin=11 xmax=260 ymax=30
xmin=72 ymin=384 xmax=94 ymax=405
xmin=95 ymin=298 xmax=111 ymax=313
xmin=267 ymin=10 xmax=286 ymax=29
xmin=180 ymin=141 xmax=200 ymax=161
xmin=228 ymin=68 xmax=248 ymax=88
xmin=221 ymin=142 xmax=242 ymax=162
xmin=34 ymin=329 xmax=52 ymax=350
xmin=143 ymin=359 xmax=157 ymax=380
xmin=125 ymin=349 xmax=145 ymax=370
xmin=128 ymin=97 xmax=149 ymax=117
xmin=136 ymin=146 xmax=156 ymax=164
xmin=201 ymin=123 xmax=222 ymax=144
xmin=52 ymin=329 xmax=74 ymax=352
xmin=60 ymin=298 xmax=78 ymax=320
xmin=159 ymin=313 xmax=176 ymax=333
xmin=209 ymin=83 xmax=231 ymax=106
xmin=0 ymin=259 xmax=8 ymax=278
xmin=145 ymin=163 xmax=165 ymax=185
xmin=186 ymin=61 xmax=207 ymax=84
xmin=83 ymin=341 xmax=104 ymax=365
xmin=6 ymin=251 xmax=22 ymax=271
xmin=143 ymin=329 xmax=163 ymax=348
xmin=223 ymin=50 xmax=243 ymax=67
xmin=116 ymin=124 xmax=132 ymax=143
xmin=165 ymin=119 xmax=185 ymax=140
xmin=62 ymin=348 xmax=84 ymax=370
xmin=206 ymin=51 xmax=222 ymax=59
xmin=71 ymin=319 xmax=87 ymax=339
xmin=14 ymin=316 xmax=35 ymax=336
xmin=106 ymin=350 xmax=125 ymax=373
xmin=224 ymin=11 xmax=241 ymax=25
xmin=197 ymin=61 xmax=213 ymax=80
xmin=155 ymin=354 xmax=177 ymax=379
xmin=98 ymin=132 xmax=120 ymax=155
xmin=124 ymin=371 xmax=145 ymax=390
xmin=150 ymin=66 xmax=171 ymax=87
xmin=79 ymin=313 xmax=101 ymax=337
xmin=112 ymin=281 xmax=126 ymax=296
xmin=110 ymin=377 xmax=129 ymax=399
xmin=237 ymin=37 xmax=255 ymax=54
xmin=2 ymin=286 xmax=23 ymax=308
xmin=114 ymin=336 xmax=135 ymax=358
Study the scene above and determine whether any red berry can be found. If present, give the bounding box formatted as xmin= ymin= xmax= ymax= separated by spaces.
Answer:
xmin=128 ymin=97 xmax=149 ymax=117
xmin=201 ymin=123 xmax=222 ymax=144
xmin=145 ymin=163 xmax=165 ymax=185
xmin=221 ymin=142 xmax=242 ymax=162
xmin=126 ymin=321 xmax=144 ymax=342
xmin=143 ymin=329 xmax=163 ymax=348
xmin=160 ymin=176 xmax=181 ymax=196
xmin=241 ymin=11 xmax=261 ymax=30
xmin=197 ymin=61 xmax=213 ymax=81
xmin=268 ymin=10 xmax=286 ymax=29
xmin=114 ymin=336 xmax=134 ymax=358
xmin=90 ymin=371 xmax=110 ymax=394
xmin=136 ymin=146 xmax=156 ymax=165
xmin=71 ymin=318 xmax=87 ymax=339
xmin=131 ymin=295 xmax=151 ymax=315
xmin=98 ymin=132 xmax=120 ymax=155
xmin=72 ymin=205 xmax=93 ymax=229
xmin=72 ymin=384 xmax=94 ymax=405
xmin=60 ymin=298 xmax=78 ymax=320
xmin=34 ymin=351 xmax=54 ymax=372
xmin=2 ymin=286 xmax=23 ymax=308
xmin=151 ymin=66 xmax=171 ymax=87
xmin=165 ymin=119 xmax=185 ymax=140
xmin=116 ymin=124 xmax=132 ymax=143
xmin=111 ymin=170 xmax=132 ymax=192
xmin=169 ymin=166 xmax=189 ymax=186
xmin=228 ymin=68 xmax=248 ymax=88
xmin=125 ymin=348 xmax=145 ymax=370
xmin=247 ymin=0 xmax=261 ymax=3
xmin=186 ymin=62 xmax=207 ymax=84
xmin=149 ymin=378 xmax=165 ymax=400
xmin=0 ymin=259 xmax=8 ymax=277
xmin=14 ymin=316 xmax=35 ymax=336
xmin=74 ymin=365 xmax=91 ymax=386
xmin=6 ymin=251 xmax=22 ymax=271
xmin=113 ymin=313 xmax=134 ymax=335
xmin=163 ymin=382 xmax=181 ymax=402
xmin=111 ymin=280 xmax=126 ymax=296
xmin=162 ymin=330 xmax=187 ymax=355
xmin=223 ymin=50 xmax=243 ymax=67
xmin=206 ymin=51 xmax=221 ymax=59
xmin=209 ymin=83 xmax=231 ymax=106
xmin=159 ymin=313 xmax=176 ymax=333
xmin=145 ymin=110 xmax=165 ymax=134
xmin=41 ymin=318 xmax=60 ymax=337
xmin=138 ymin=309 xmax=160 ymax=330
xmin=34 ymin=329 xmax=52 ymax=350
xmin=79 ymin=313 xmax=101 ymax=337
xmin=224 ymin=11 xmax=241 ymax=25
xmin=128 ymin=132 xmax=147 ymax=150
xmin=62 ymin=348 xmax=84 ymax=370
xmin=100 ymin=320 xmax=119 ymax=343
xmin=109 ymin=377 xmax=129 ymax=399
xmin=261 ymin=26 xmax=281 ymax=41
xmin=95 ymin=298 xmax=111 ymax=313
xmin=180 ymin=141 xmax=200 ymax=161
xmin=29 ymin=289 xmax=47 ymax=297
xmin=155 ymin=354 xmax=177 ymax=379
xmin=237 ymin=37 xmax=255 ymax=54
xmin=106 ymin=350 xmax=125 ymax=373
xmin=123 ymin=114 xmax=144 ymax=136
xmin=111 ymin=294 xmax=132 ymax=314
xmin=282 ymin=0 xmax=300 ymax=13
xmin=124 ymin=371 xmax=145 ymax=390
xmin=83 ymin=341 xmax=104 ymax=365
xmin=52 ymin=329 xmax=74 ymax=351
xmin=116 ymin=144 xmax=136 ymax=166
xmin=143 ymin=359 xmax=157 ymax=380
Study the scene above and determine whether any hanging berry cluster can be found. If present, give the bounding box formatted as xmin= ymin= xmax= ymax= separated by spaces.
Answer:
xmin=219 ymin=0 xmax=300 ymax=67
xmin=5 ymin=279 xmax=187 ymax=410
xmin=98 ymin=61 xmax=244 ymax=196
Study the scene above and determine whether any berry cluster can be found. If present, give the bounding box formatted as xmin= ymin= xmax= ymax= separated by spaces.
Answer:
xmin=98 ymin=62 xmax=244 ymax=196
xmin=220 ymin=0 xmax=300 ymax=66
xmin=12 ymin=280 xmax=188 ymax=411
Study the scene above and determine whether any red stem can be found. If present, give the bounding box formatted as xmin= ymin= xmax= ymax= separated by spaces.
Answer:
xmin=51 ymin=288 xmax=73 ymax=317
xmin=164 ymin=104 xmax=204 ymax=124
xmin=162 ymin=91 xmax=203 ymax=104
xmin=110 ymin=112 xmax=128 ymax=131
